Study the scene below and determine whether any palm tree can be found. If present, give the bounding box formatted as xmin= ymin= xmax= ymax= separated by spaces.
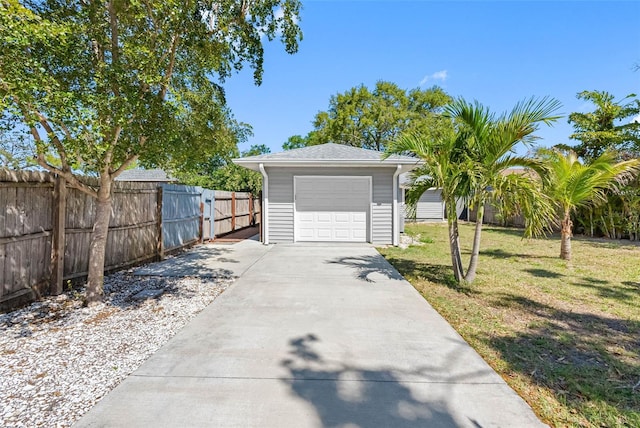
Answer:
xmin=387 ymin=132 xmax=469 ymax=282
xmin=388 ymin=98 xmax=558 ymax=284
xmin=539 ymin=149 xmax=640 ymax=260
xmin=446 ymin=97 xmax=561 ymax=282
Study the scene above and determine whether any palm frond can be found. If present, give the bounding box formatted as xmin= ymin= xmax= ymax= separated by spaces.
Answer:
xmin=490 ymin=172 xmax=556 ymax=237
xmin=541 ymin=149 xmax=640 ymax=214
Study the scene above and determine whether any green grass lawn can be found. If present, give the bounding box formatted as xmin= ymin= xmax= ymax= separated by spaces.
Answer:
xmin=379 ymin=223 xmax=640 ymax=428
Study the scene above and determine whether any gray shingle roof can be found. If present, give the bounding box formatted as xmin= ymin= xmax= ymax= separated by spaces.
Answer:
xmin=115 ymin=168 xmax=175 ymax=182
xmin=234 ymin=143 xmax=418 ymax=166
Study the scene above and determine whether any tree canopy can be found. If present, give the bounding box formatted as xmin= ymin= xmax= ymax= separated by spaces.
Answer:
xmin=0 ymin=0 xmax=302 ymax=303
xmin=283 ymin=81 xmax=452 ymax=151
xmin=567 ymin=90 xmax=640 ymax=161
xmin=175 ymin=144 xmax=269 ymax=195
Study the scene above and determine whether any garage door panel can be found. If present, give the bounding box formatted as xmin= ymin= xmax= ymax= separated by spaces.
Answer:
xmin=298 ymin=229 xmax=314 ymax=239
xmin=334 ymin=229 xmax=351 ymax=239
xmin=298 ymin=212 xmax=314 ymax=222
xmin=353 ymin=212 xmax=367 ymax=223
xmin=353 ymin=229 xmax=366 ymax=238
xmin=335 ymin=213 xmax=350 ymax=223
xmin=295 ymin=177 xmax=370 ymax=242
xmin=317 ymin=213 xmax=332 ymax=222
xmin=317 ymin=229 xmax=332 ymax=239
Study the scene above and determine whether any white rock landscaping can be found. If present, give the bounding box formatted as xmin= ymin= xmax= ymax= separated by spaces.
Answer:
xmin=0 ymin=271 xmax=233 ymax=428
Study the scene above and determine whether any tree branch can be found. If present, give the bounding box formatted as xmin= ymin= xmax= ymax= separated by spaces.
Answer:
xmin=111 ymin=136 xmax=146 ymax=179
xmin=142 ymin=0 xmax=159 ymax=37
xmin=108 ymin=1 xmax=121 ymax=97
xmin=35 ymin=153 xmax=98 ymax=198
xmin=160 ymin=34 xmax=180 ymax=100
xmin=35 ymin=113 xmax=71 ymax=173
xmin=111 ymin=152 xmax=140 ymax=179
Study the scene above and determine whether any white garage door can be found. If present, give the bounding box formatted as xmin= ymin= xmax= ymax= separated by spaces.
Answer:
xmin=295 ymin=176 xmax=370 ymax=242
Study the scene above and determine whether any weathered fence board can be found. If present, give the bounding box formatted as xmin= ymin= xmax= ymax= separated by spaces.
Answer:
xmin=214 ymin=191 xmax=260 ymax=236
xmin=1 ymin=168 xmax=261 ymax=311
xmin=62 ymin=181 xmax=159 ymax=280
xmin=469 ymin=204 xmax=526 ymax=228
xmin=161 ymin=184 xmax=202 ymax=252
xmin=201 ymin=189 xmax=215 ymax=241
xmin=0 ymin=171 xmax=55 ymax=307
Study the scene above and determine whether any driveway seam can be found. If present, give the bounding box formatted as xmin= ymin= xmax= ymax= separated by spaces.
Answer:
xmin=130 ymin=374 xmax=504 ymax=385
xmin=235 ymin=244 xmax=274 ymax=277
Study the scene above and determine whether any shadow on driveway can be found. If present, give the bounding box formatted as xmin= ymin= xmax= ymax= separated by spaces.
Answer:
xmin=280 ymin=334 xmax=462 ymax=427
xmin=135 ymin=246 xmax=236 ymax=278
xmin=326 ymin=254 xmax=405 ymax=283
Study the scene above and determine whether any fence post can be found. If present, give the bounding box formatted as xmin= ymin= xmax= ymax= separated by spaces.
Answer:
xmin=231 ymin=192 xmax=236 ymax=232
xmin=156 ymin=186 xmax=164 ymax=259
xmin=50 ymin=176 xmax=66 ymax=295
xmin=249 ymin=193 xmax=254 ymax=226
xmin=199 ymin=201 xmax=204 ymax=243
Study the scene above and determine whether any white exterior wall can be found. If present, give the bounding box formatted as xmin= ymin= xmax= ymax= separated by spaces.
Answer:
xmin=265 ymin=167 xmax=395 ymax=244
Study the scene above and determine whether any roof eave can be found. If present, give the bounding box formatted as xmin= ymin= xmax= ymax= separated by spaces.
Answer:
xmin=233 ymin=158 xmax=421 ymax=172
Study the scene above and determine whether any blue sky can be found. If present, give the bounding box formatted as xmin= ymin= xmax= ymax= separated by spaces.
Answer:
xmin=223 ymin=0 xmax=640 ymax=155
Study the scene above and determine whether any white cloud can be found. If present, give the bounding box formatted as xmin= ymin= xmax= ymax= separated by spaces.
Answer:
xmin=419 ymin=70 xmax=448 ymax=87
xmin=633 ymin=114 xmax=640 ymax=123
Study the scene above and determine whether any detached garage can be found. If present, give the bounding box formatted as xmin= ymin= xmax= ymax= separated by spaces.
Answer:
xmin=233 ymin=143 xmax=418 ymax=245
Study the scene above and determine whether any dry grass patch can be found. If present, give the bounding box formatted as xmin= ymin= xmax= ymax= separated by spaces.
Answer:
xmin=379 ymin=223 xmax=640 ymax=428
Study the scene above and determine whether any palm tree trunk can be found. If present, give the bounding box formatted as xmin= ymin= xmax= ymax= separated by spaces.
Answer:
xmin=446 ymin=200 xmax=464 ymax=282
xmin=600 ymin=215 xmax=609 ymax=238
xmin=560 ymin=208 xmax=572 ymax=261
xmin=465 ymin=202 xmax=484 ymax=283
xmin=85 ymin=176 xmax=112 ymax=305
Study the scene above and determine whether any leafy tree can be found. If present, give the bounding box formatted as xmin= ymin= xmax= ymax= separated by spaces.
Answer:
xmin=446 ymin=97 xmax=561 ymax=282
xmin=568 ymin=91 xmax=640 ymax=161
xmin=282 ymin=132 xmax=319 ymax=150
xmin=539 ymin=149 xmax=640 ymax=261
xmin=563 ymin=90 xmax=640 ymax=240
xmin=292 ymin=81 xmax=451 ymax=151
xmin=0 ymin=0 xmax=302 ymax=304
xmin=176 ymin=144 xmax=269 ymax=195
xmin=0 ymin=114 xmax=34 ymax=169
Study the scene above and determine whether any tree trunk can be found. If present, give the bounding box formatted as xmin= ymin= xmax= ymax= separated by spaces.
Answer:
xmin=560 ymin=208 xmax=572 ymax=261
xmin=446 ymin=200 xmax=464 ymax=283
xmin=85 ymin=177 xmax=113 ymax=305
xmin=465 ymin=202 xmax=484 ymax=283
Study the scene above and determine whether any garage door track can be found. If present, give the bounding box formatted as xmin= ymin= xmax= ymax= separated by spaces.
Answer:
xmin=76 ymin=243 xmax=545 ymax=427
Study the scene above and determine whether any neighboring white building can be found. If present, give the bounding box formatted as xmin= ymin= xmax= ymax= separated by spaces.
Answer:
xmin=400 ymin=173 xmax=466 ymax=223
xmin=234 ymin=143 xmax=419 ymax=245
xmin=114 ymin=168 xmax=176 ymax=182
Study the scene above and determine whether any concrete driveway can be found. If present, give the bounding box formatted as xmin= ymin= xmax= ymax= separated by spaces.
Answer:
xmin=76 ymin=243 xmax=545 ymax=428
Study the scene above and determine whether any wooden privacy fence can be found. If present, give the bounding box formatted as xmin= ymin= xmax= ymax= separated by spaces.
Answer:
xmin=213 ymin=190 xmax=260 ymax=236
xmin=0 ymin=169 xmax=260 ymax=311
xmin=469 ymin=203 xmax=526 ymax=228
xmin=160 ymin=184 xmax=203 ymax=253
xmin=0 ymin=170 xmax=54 ymax=309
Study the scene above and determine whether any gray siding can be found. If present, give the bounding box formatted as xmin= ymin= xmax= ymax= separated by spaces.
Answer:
xmin=265 ymin=167 xmax=395 ymax=244
xmin=415 ymin=189 xmax=444 ymax=221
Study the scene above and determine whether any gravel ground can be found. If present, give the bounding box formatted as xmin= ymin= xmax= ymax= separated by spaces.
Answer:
xmin=0 ymin=271 xmax=233 ymax=428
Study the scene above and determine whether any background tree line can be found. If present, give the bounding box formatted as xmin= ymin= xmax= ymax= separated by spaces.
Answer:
xmin=278 ymin=83 xmax=639 ymax=282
